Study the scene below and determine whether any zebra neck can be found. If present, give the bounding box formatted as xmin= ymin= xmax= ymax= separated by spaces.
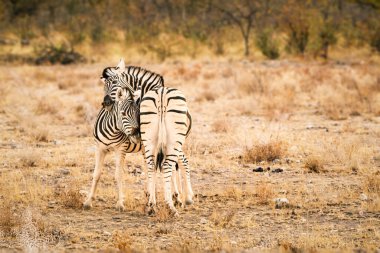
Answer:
xmin=93 ymin=107 xmax=127 ymax=146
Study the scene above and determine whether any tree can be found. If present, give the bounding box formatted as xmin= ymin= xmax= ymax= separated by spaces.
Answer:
xmin=213 ymin=0 xmax=262 ymax=57
xmin=282 ymin=0 xmax=311 ymax=55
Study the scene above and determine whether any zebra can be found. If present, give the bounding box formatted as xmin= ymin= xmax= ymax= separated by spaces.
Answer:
xmin=100 ymin=60 xmax=194 ymax=207
xmin=101 ymin=59 xmax=164 ymax=110
xmin=83 ymin=60 xmax=164 ymax=211
xmin=115 ymin=86 xmax=194 ymax=215
xmin=84 ymin=60 xmax=192 ymax=212
xmin=83 ymin=92 xmax=142 ymax=211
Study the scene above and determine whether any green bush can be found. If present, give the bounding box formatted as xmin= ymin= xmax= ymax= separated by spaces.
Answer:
xmin=255 ymin=30 xmax=280 ymax=59
xmin=35 ymin=43 xmax=85 ymax=65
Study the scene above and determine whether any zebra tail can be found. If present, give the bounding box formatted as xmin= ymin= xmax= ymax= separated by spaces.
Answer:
xmin=155 ymin=87 xmax=167 ymax=171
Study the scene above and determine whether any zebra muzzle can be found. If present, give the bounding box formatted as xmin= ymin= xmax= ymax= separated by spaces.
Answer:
xmin=102 ymin=95 xmax=114 ymax=109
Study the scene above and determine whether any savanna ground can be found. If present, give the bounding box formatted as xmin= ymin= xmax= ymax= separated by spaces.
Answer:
xmin=0 ymin=59 xmax=380 ymax=252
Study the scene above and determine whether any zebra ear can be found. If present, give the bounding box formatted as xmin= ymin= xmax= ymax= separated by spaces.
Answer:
xmin=116 ymin=58 xmax=125 ymax=74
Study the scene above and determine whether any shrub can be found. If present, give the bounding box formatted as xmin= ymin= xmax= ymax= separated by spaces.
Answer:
xmin=242 ymin=141 xmax=285 ymax=163
xmin=304 ymin=156 xmax=325 ymax=173
xmin=255 ymin=30 xmax=280 ymax=59
xmin=35 ymin=43 xmax=85 ymax=65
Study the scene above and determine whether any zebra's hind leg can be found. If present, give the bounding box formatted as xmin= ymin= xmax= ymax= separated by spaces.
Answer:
xmin=83 ymin=147 xmax=106 ymax=209
xmin=171 ymin=166 xmax=183 ymax=208
xmin=162 ymin=160 xmax=178 ymax=216
xmin=179 ymin=152 xmax=194 ymax=205
xmin=114 ymin=149 xmax=126 ymax=211
xmin=145 ymin=156 xmax=157 ymax=215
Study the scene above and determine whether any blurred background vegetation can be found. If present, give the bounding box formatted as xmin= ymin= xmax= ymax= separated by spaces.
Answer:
xmin=0 ymin=0 xmax=379 ymax=64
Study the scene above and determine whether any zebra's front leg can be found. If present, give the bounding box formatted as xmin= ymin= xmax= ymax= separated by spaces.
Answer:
xmin=83 ymin=147 xmax=106 ymax=209
xmin=115 ymin=149 xmax=126 ymax=211
xmin=179 ymin=153 xmax=194 ymax=205
xmin=163 ymin=160 xmax=178 ymax=216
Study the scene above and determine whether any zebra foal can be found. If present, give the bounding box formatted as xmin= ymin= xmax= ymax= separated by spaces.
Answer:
xmin=115 ymin=86 xmax=194 ymax=215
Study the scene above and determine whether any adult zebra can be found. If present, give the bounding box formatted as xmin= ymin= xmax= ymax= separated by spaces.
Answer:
xmin=115 ymin=86 xmax=194 ymax=215
xmin=101 ymin=59 xmax=164 ymax=110
xmin=83 ymin=60 xmax=164 ymax=211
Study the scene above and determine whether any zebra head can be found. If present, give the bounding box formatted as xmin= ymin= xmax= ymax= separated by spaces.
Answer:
xmin=115 ymin=88 xmax=141 ymax=144
xmin=101 ymin=59 xmax=135 ymax=111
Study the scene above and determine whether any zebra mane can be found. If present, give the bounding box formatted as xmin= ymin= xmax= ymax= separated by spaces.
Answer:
xmin=102 ymin=65 xmax=164 ymax=86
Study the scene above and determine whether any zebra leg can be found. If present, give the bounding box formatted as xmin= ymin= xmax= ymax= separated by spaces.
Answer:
xmin=171 ymin=166 xmax=183 ymax=208
xmin=179 ymin=152 xmax=194 ymax=205
xmin=83 ymin=147 xmax=106 ymax=209
xmin=162 ymin=160 xmax=178 ymax=216
xmin=145 ymin=154 xmax=157 ymax=215
xmin=176 ymin=163 xmax=183 ymax=195
xmin=115 ymin=149 xmax=125 ymax=211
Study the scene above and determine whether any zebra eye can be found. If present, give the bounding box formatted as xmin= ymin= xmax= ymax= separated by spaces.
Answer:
xmin=122 ymin=112 xmax=126 ymax=116
xmin=112 ymin=80 xmax=117 ymax=84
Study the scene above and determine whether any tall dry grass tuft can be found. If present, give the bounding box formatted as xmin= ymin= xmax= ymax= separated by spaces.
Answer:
xmin=58 ymin=183 xmax=83 ymax=209
xmin=304 ymin=156 xmax=325 ymax=173
xmin=242 ymin=141 xmax=285 ymax=163
xmin=195 ymin=89 xmax=217 ymax=102
xmin=211 ymin=119 xmax=231 ymax=133
xmin=209 ymin=209 xmax=236 ymax=228
xmin=363 ymin=174 xmax=380 ymax=211
xmin=18 ymin=149 xmax=40 ymax=168
xmin=0 ymin=201 xmax=20 ymax=236
xmin=153 ymin=204 xmax=173 ymax=223
xmin=255 ymin=182 xmax=274 ymax=205
xmin=112 ymin=230 xmax=132 ymax=253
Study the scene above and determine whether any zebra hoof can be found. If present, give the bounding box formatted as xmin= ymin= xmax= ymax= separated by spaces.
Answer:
xmin=146 ymin=203 xmax=157 ymax=216
xmin=115 ymin=202 xmax=125 ymax=212
xmin=185 ymin=199 xmax=193 ymax=205
xmin=83 ymin=200 xmax=92 ymax=210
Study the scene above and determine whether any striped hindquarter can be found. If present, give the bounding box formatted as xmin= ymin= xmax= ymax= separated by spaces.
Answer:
xmin=140 ymin=87 xmax=194 ymax=215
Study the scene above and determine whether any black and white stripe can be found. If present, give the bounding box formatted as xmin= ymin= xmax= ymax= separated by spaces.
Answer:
xmin=117 ymin=86 xmax=194 ymax=215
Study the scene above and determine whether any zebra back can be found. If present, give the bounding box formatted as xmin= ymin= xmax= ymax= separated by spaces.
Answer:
xmin=102 ymin=65 xmax=164 ymax=100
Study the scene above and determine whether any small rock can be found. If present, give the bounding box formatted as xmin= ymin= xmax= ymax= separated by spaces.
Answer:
xmin=272 ymin=168 xmax=283 ymax=173
xmin=252 ymin=167 xmax=264 ymax=172
xmin=60 ymin=168 xmax=70 ymax=175
xmin=274 ymin=198 xmax=289 ymax=209
xmin=230 ymin=240 xmax=237 ymax=245
xmin=103 ymin=231 xmax=111 ymax=236
xmin=273 ymin=159 xmax=281 ymax=164
xmin=200 ymin=218 xmax=208 ymax=224
xmin=48 ymin=201 xmax=56 ymax=208
xmin=359 ymin=193 xmax=368 ymax=201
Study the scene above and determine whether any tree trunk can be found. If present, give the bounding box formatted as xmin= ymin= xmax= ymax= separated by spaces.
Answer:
xmin=244 ymin=34 xmax=249 ymax=56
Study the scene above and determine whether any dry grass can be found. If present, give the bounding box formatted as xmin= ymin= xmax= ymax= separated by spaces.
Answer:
xmin=111 ymin=230 xmax=133 ymax=253
xmin=195 ymin=89 xmax=217 ymax=102
xmin=0 ymin=201 xmax=20 ymax=236
xmin=18 ymin=149 xmax=40 ymax=168
xmin=58 ymin=183 xmax=84 ymax=209
xmin=1 ymin=61 xmax=379 ymax=251
xmin=242 ymin=141 xmax=285 ymax=163
xmin=153 ymin=204 xmax=173 ymax=223
xmin=304 ymin=156 xmax=325 ymax=173
xmin=255 ymin=182 xmax=274 ymax=205
xmin=211 ymin=119 xmax=231 ymax=133
xmin=363 ymin=174 xmax=380 ymax=211
xmin=209 ymin=209 xmax=236 ymax=228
